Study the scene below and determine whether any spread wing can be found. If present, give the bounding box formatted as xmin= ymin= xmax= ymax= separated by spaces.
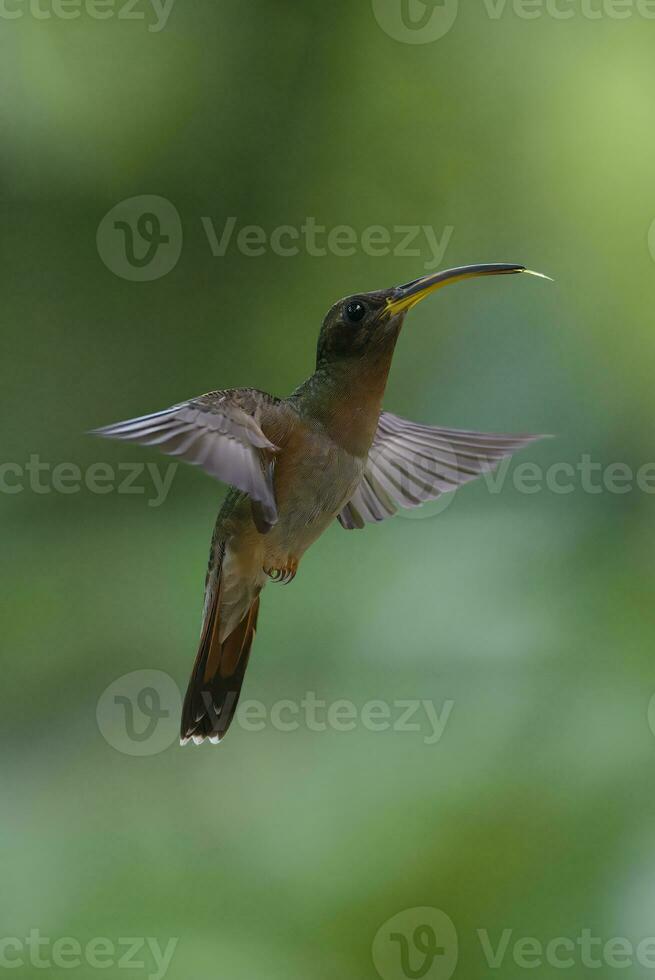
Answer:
xmin=338 ymin=411 xmax=546 ymax=530
xmin=92 ymin=389 xmax=280 ymax=527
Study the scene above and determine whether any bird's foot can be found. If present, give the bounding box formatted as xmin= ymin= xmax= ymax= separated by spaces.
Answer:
xmin=264 ymin=558 xmax=298 ymax=584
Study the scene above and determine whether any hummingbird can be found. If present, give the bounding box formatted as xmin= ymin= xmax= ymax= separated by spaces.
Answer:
xmin=94 ymin=263 xmax=549 ymax=745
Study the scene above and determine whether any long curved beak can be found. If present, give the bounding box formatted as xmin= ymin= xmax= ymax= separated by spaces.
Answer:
xmin=386 ymin=263 xmax=552 ymax=316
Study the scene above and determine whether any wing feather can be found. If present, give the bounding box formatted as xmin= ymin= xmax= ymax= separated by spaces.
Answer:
xmin=338 ymin=411 xmax=547 ymax=529
xmin=92 ymin=390 xmax=280 ymax=526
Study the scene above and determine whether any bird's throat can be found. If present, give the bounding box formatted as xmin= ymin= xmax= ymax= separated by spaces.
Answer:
xmin=291 ymin=343 xmax=396 ymax=457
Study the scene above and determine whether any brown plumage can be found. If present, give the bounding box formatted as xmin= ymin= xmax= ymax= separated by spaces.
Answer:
xmin=180 ymin=537 xmax=260 ymax=743
xmin=93 ymin=264 xmax=550 ymax=744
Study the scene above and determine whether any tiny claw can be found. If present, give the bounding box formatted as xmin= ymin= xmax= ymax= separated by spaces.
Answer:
xmin=265 ymin=560 xmax=298 ymax=584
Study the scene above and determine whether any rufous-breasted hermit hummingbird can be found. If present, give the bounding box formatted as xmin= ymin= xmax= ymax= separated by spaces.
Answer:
xmin=94 ymin=263 xmax=550 ymax=744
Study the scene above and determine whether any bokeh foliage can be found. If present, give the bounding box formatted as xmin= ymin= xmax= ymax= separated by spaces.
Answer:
xmin=2 ymin=2 xmax=655 ymax=978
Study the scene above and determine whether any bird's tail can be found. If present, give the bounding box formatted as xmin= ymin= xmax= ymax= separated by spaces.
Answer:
xmin=180 ymin=547 xmax=260 ymax=745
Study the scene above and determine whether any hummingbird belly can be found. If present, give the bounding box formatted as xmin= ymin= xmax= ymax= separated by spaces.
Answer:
xmin=265 ymin=435 xmax=365 ymax=567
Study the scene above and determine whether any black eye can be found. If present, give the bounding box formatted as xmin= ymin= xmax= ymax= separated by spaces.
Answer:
xmin=345 ymin=300 xmax=367 ymax=324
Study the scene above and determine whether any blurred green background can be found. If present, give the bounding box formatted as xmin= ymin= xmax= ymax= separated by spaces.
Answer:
xmin=3 ymin=1 xmax=655 ymax=977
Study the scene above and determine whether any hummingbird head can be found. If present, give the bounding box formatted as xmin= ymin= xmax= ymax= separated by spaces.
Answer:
xmin=316 ymin=263 xmax=551 ymax=368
